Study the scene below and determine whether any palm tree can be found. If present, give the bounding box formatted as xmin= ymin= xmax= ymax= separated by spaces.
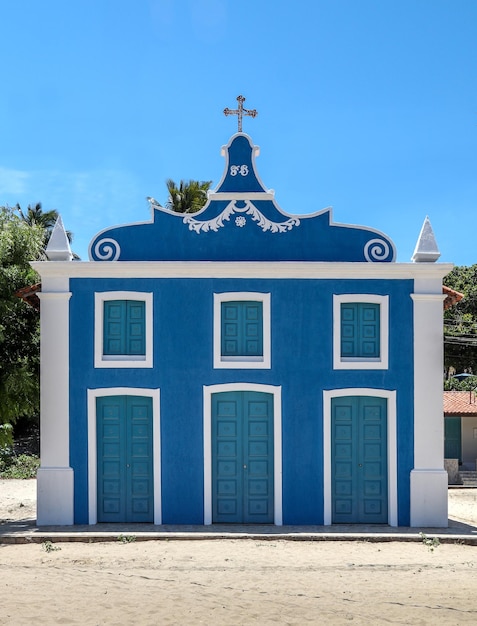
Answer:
xmin=165 ymin=179 xmax=212 ymax=214
xmin=15 ymin=203 xmax=73 ymax=244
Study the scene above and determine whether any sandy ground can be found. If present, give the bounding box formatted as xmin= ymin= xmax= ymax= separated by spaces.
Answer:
xmin=0 ymin=479 xmax=37 ymax=523
xmin=1 ymin=480 xmax=477 ymax=625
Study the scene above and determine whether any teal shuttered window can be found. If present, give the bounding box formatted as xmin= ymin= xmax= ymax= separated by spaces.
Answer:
xmin=340 ymin=302 xmax=380 ymax=359
xmin=103 ymin=300 xmax=146 ymax=356
xmin=221 ymin=301 xmax=263 ymax=357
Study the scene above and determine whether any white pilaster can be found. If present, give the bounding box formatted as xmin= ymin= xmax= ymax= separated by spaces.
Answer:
xmin=410 ymin=290 xmax=448 ymax=527
xmin=36 ymin=284 xmax=74 ymax=525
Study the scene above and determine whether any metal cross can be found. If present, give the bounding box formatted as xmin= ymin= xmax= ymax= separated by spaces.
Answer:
xmin=224 ymin=95 xmax=257 ymax=132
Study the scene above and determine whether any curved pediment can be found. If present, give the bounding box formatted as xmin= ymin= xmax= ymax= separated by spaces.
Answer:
xmin=89 ymin=133 xmax=395 ymax=263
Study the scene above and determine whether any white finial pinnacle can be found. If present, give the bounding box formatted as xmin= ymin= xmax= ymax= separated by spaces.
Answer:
xmin=411 ymin=215 xmax=440 ymax=263
xmin=46 ymin=215 xmax=73 ymax=261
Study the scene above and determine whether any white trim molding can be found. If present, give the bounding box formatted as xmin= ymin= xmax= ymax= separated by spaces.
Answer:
xmin=333 ymin=294 xmax=389 ymax=370
xmin=410 ymin=291 xmax=448 ymax=527
xmin=37 ymin=288 xmax=74 ymax=526
xmin=323 ymin=388 xmax=398 ymax=527
xmin=31 ymin=260 xmax=455 ymax=281
xmin=94 ymin=291 xmax=153 ymax=368
xmin=213 ymin=292 xmax=271 ymax=369
xmin=87 ymin=387 xmax=161 ymax=525
xmin=203 ymin=383 xmax=282 ymax=525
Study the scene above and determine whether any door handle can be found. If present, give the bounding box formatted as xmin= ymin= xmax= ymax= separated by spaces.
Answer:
xmin=358 ymin=463 xmax=363 ymax=468
xmin=243 ymin=464 xmax=247 ymax=469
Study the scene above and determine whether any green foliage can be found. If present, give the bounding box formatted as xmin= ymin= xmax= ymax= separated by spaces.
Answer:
xmin=444 ymin=264 xmax=477 ymax=377
xmin=42 ymin=540 xmax=61 ymax=552
xmin=444 ymin=265 xmax=477 ymax=315
xmin=0 ymin=206 xmax=45 ymax=264
xmin=444 ymin=376 xmax=477 ymax=391
xmin=0 ymin=452 xmax=40 ymax=478
xmin=165 ymin=179 xmax=212 ymax=214
xmin=0 ymin=206 xmax=43 ymax=429
xmin=0 ymin=423 xmax=13 ymax=447
xmin=117 ymin=534 xmax=136 ymax=543
xmin=419 ymin=532 xmax=440 ymax=551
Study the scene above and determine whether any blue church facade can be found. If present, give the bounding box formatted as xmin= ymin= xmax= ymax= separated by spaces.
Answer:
xmin=34 ymin=128 xmax=452 ymax=527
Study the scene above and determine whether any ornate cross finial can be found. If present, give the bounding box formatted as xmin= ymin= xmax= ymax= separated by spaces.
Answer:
xmin=224 ymin=95 xmax=257 ymax=132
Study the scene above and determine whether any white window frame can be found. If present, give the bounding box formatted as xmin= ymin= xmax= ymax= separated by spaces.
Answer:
xmin=333 ymin=294 xmax=389 ymax=370
xmin=94 ymin=291 xmax=153 ymax=368
xmin=213 ymin=292 xmax=271 ymax=369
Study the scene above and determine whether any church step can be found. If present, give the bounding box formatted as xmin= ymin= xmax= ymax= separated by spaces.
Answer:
xmin=458 ymin=471 xmax=477 ymax=487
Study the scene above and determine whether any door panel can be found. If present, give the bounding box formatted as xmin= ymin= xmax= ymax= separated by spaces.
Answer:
xmin=97 ymin=395 xmax=153 ymax=523
xmin=212 ymin=391 xmax=273 ymax=523
xmin=244 ymin=397 xmax=273 ymax=521
xmin=97 ymin=397 xmax=126 ymax=520
xmin=332 ymin=396 xmax=387 ymax=524
xmin=213 ymin=396 xmax=242 ymax=521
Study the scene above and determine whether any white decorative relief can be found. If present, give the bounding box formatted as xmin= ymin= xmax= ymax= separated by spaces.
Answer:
xmin=94 ymin=238 xmax=121 ymax=261
xmin=364 ymin=239 xmax=391 ymax=262
xmin=183 ymin=200 xmax=300 ymax=234
xmin=230 ymin=165 xmax=249 ymax=176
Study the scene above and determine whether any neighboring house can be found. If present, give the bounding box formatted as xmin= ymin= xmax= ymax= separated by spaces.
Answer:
xmin=444 ymin=391 xmax=477 ymax=471
xmin=33 ymin=126 xmax=452 ymax=527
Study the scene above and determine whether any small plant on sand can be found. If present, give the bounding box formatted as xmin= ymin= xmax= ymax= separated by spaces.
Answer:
xmin=42 ymin=541 xmax=61 ymax=553
xmin=117 ymin=534 xmax=136 ymax=543
xmin=419 ymin=532 xmax=440 ymax=551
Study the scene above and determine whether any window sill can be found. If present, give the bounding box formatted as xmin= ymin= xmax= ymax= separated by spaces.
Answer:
xmin=214 ymin=357 xmax=270 ymax=370
xmin=95 ymin=356 xmax=152 ymax=369
xmin=102 ymin=354 xmax=146 ymax=361
xmin=221 ymin=355 xmax=264 ymax=362
xmin=334 ymin=359 xmax=388 ymax=370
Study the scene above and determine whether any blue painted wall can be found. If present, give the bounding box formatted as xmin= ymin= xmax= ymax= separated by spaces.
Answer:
xmin=69 ymin=276 xmax=414 ymax=526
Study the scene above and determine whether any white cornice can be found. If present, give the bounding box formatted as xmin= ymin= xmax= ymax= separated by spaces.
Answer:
xmin=31 ymin=260 xmax=454 ymax=281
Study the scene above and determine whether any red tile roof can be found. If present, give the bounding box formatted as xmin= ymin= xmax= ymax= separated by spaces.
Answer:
xmin=15 ymin=283 xmax=41 ymax=311
xmin=444 ymin=391 xmax=477 ymax=416
xmin=443 ymin=285 xmax=464 ymax=310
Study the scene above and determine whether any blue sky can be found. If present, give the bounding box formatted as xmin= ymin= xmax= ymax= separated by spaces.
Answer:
xmin=1 ymin=0 xmax=476 ymax=264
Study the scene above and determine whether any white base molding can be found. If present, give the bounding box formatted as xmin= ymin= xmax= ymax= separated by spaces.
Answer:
xmin=37 ymin=467 xmax=74 ymax=526
xmin=410 ymin=469 xmax=448 ymax=527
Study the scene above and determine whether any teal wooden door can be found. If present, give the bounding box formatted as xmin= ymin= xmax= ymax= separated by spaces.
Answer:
xmin=444 ymin=417 xmax=462 ymax=462
xmin=332 ymin=396 xmax=388 ymax=524
xmin=212 ymin=391 xmax=274 ymax=523
xmin=97 ymin=395 xmax=154 ymax=522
